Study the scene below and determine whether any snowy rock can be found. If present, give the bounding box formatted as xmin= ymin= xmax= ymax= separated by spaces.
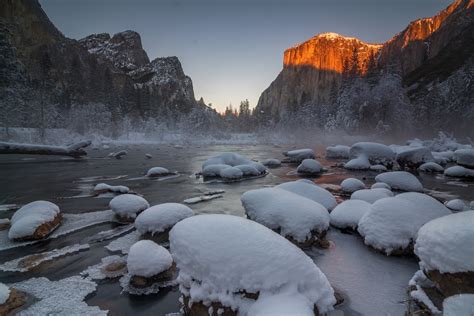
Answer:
xmin=330 ymin=200 xmax=371 ymax=230
xmin=432 ymin=151 xmax=454 ymax=165
xmin=146 ymin=167 xmax=173 ymax=177
xmin=283 ymin=148 xmax=315 ymax=163
xmin=235 ymin=165 xmax=261 ymax=176
xmin=8 ymin=201 xmax=62 ymax=241
xmin=169 ymin=214 xmax=336 ymax=315
xmin=241 ymin=187 xmax=330 ymax=245
xmin=443 ymin=294 xmax=474 ymax=316
xmin=349 ymin=142 xmax=395 ymax=167
xmin=109 ymin=194 xmax=149 ymax=222
xmin=415 ymin=211 xmax=474 ymax=273
xmin=326 ymin=145 xmax=350 ymax=159
xmin=396 ymin=147 xmax=434 ymax=169
xmin=344 ymin=155 xmax=370 ymax=170
xmin=127 ymin=240 xmax=173 ymax=284
xmin=93 ymin=183 xmax=129 ymax=194
xmin=220 ymin=167 xmax=244 ymax=180
xmin=340 ymin=178 xmax=365 ymax=193
xmin=135 ymin=203 xmax=193 ymax=238
xmin=371 ymin=182 xmax=391 ymax=190
xmin=454 ymin=148 xmax=474 ymax=168
xmin=247 ymin=292 xmax=314 ymax=316
xmin=369 ymin=164 xmax=387 ymax=172
xmin=145 ymin=153 xmax=152 ymax=159
xmin=277 ymin=180 xmax=337 ymax=211
xmin=358 ymin=193 xmax=451 ymax=255
xmin=418 ymin=162 xmax=444 ymax=173
xmin=444 ymin=165 xmax=474 ymax=178
xmin=375 ymin=171 xmax=423 ymax=192
xmin=350 ymin=188 xmax=393 ymax=204
xmin=444 ymin=199 xmax=468 ymax=212
xmin=296 ymin=159 xmax=323 ymax=174
xmin=261 ymin=158 xmax=281 ymax=168
xmin=202 ymin=153 xmax=266 ymax=179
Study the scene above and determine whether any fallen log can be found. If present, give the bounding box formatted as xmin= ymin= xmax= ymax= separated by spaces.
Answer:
xmin=0 ymin=141 xmax=91 ymax=157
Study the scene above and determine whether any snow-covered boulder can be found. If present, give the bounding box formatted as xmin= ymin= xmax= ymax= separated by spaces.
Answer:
xmin=220 ymin=167 xmax=244 ymax=180
xmin=454 ymin=148 xmax=474 ymax=168
xmin=0 ymin=282 xmax=25 ymax=315
xmin=127 ymin=240 xmax=174 ymax=289
xmin=369 ymin=164 xmax=387 ymax=172
xmin=443 ymin=294 xmax=474 ymax=316
xmin=109 ymin=194 xmax=149 ymax=222
xmin=93 ymin=183 xmax=129 ymax=194
xmin=444 ymin=165 xmax=474 ymax=178
xmin=296 ymin=159 xmax=323 ymax=175
xmin=325 ymin=145 xmax=350 ymax=159
xmin=135 ymin=203 xmax=194 ymax=240
xmin=8 ymin=201 xmax=62 ymax=241
xmin=375 ymin=171 xmax=423 ymax=192
xmin=418 ymin=162 xmax=444 ymax=173
xmin=235 ymin=165 xmax=260 ymax=176
xmin=349 ymin=142 xmax=395 ymax=167
xmin=261 ymin=158 xmax=281 ymax=168
xmin=277 ymin=180 xmax=337 ymax=211
xmin=396 ymin=147 xmax=434 ymax=169
xmin=415 ymin=211 xmax=474 ymax=297
xmin=146 ymin=167 xmax=174 ymax=177
xmin=247 ymin=292 xmax=315 ymax=316
xmin=371 ymin=182 xmax=391 ymax=190
xmin=169 ymin=214 xmax=336 ymax=315
xmin=340 ymin=178 xmax=365 ymax=193
xmin=444 ymin=199 xmax=468 ymax=212
xmin=330 ymin=200 xmax=371 ymax=231
xmin=344 ymin=155 xmax=370 ymax=170
xmin=350 ymin=188 xmax=393 ymax=204
xmin=358 ymin=193 xmax=451 ymax=255
xmin=283 ymin=148 xmax=315 ymax=163
xmin=241 ymin=187 xmax=330 ymax=247
xmin=202 ymin=153 xmax=266 ymax=180
xmin=432 ymin=151 xmax=454 ymax=165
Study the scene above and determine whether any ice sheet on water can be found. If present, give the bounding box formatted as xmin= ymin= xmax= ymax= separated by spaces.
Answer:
xmin=85 ymin=224 xmax=134 ymax=243
xmin=183 ymin=194 xmax=223 ymax=204
xmin=8 ymin=276 xmax=107 ymax=315
xmin=0 ymin=243 xmax=89 ymax=272
xmin=0 ymin=210 xmax=117 ymax=251
xmin=81 ymin=255 xmax=127 ymax=280
xmin=119 ymin=273 xmax=177 ymax=295
xmin=105 ymin=230 xmax=141 ymax=254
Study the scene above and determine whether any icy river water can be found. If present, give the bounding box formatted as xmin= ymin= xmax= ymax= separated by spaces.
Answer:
xmin=0 ymin=144 xmax=472 ymax=315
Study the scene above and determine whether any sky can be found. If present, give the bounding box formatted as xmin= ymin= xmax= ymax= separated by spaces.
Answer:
xmin=40 ymin=0 xmax=451 ymax=112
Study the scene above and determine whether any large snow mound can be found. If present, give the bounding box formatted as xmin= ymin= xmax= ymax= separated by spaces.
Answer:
xmin=127 ymin=240 xmax=173 ymax=277
xmin=330 ymin=200 xmax=371 ymax=230
xmin=349 ymin=142 xmax=395 ymax=166
xmin=443 ymin=294 xmax=474 ymax=316
xmin=296 ymin=159 xmax=323 ymax=174
xmin=344 ymin=155 xmax=370 ymax=170
xmin=283 ymin=149 xmax=315 ymax=162
xmin=146 ymin=167 xmax=172 ymax=177
xmin=202 ymin=152 xmax=266 ymax=178
xmin=261 ymin=158 xmax=281 ymax=168
xmin=135 ymin=203 xmax=194 ymax=235
xmin=395 ymin=147 xmax=434 ymax=168
xmin=8 ymin=201 xmax=60 ymax=240
xmin=326 ymin=145 xmax=350 ymax=159
xmin=375 ymin=171 xmax=423 ymax=192
xmin=276 ymin=180 xmax=337 ymax=211
xmin=340 ymin=178 xmax=365 ymax=193
xmin=415 ymin=211 xmax=474 ymax=273
xmin=241 ymin=187 xmax=330 ymax=242
xmin=350 ymin=188 xmax=393 ymax=204
xmin=169 ymin=214 xmax=336 ymax=314
xmin=109 ymin=194 xmax=149 ymax=219
xmin=93 ymin=183 xmax=129 ymax=194
xmin=444 ymin=165 xmax=474 ymax=178
xmin=454 ymin=148 xmax=474 ymax=168
xmin=418 ymin=162 xmax=444 ymax=173
xmin=0 ymin=282 xmax=10 ymax=305
xmin=444 ymin=199 xmax=468 ymax=212
xmin=247 ymin=292 xmax=314 ymax=316
xmin=358 ymin=193 xmax=451 ymax=255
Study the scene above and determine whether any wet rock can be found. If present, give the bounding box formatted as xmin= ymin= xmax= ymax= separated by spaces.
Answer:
xmin=425 ymin=270 xmax=474 ymax=297
xmin=0 ymin=288 xmax=26 ymax=315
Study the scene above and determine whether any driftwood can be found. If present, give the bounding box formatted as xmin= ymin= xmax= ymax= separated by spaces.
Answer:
xmin=0 ymin=141 xmax=91 ymax=157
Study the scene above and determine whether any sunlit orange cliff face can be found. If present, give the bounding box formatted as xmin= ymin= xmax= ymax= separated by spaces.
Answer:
xmin=256 ymin=0 xmax=473 ymax=118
